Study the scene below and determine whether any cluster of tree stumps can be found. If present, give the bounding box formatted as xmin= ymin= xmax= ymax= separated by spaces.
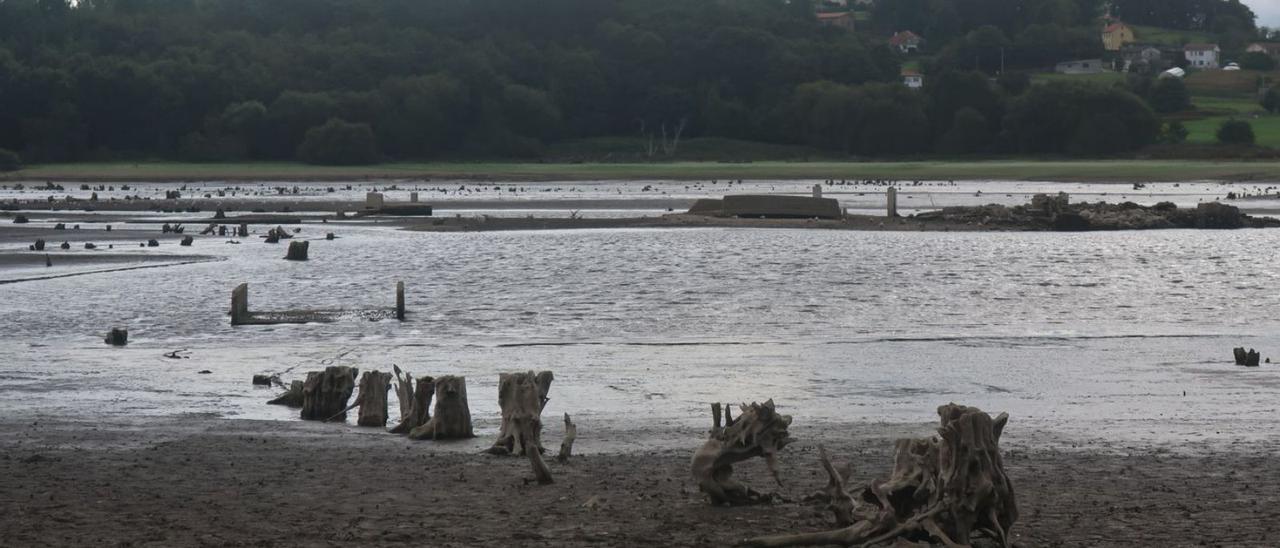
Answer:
xmin=263 ymin=366 xmax=573 ymax=484
xmin=731 ymin=403 xmax=1018 ymax=548
xmin=1233 ymin=347 xmax=1263 ymax=367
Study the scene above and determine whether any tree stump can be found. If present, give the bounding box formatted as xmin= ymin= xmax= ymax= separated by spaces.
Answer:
xmin=300 ymin=366 xmax=358 ymax=421
xmin=104 ymin=327 xmax=128 ymax=346
xmin=1234 ymin=347 xmax=1248 ymax=365
xmin=485 ymin=371 xmax=555 ymax=484
xmin=558 ymin=413 xmax=577 ymax=463
xmin=743 ymin=404 xmax=1017 ymax=548
xmin=1246 ymin=349 xmax=1261 ymax=367
xmin=285 ymin=240 xmax=309 ymax=261
xmin=180 ymin=235 xmax=194 ymax=246
xmin=408 ymin=375 xmax=474 ymax=440
xmin=390 ymin=367 xmax=434 ymax=434
xmin=395 ymin=281 xmax=405 ymax=321
xmin=356 ymin=370 xmax=393 ymax=427
xmin=691 ymin=400 xmax=794 ymax=505
xmin=268 ymin=380 xmax=304 ymax=407
xmin=237 ymin=223 xmax=248 ymax=237
xmin=32 ymin=239 xmax=44 ymax=251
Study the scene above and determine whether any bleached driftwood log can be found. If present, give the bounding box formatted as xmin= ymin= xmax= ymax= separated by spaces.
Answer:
xmin=743 ymin=404 xmax=1018 ymax=548
xmin=389 ymin=366 xmax=435 ymax=434
xmin=407 ymin=375 xmax=474 ymax=440
xmin=486 ymin=371 xmax=555 ymax=484
xmin=356 ymin=370 xmax=393 ymax=427
xmin=691 ymin=399 xmax=794 ymax=505
xmin=267 ymin=380 xmax=304 ymax=407
xmin=300 ymin=366 xmax=357 ymax=421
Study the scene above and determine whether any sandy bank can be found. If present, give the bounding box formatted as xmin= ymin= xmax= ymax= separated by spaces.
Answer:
xmin=2 ymin=416 xmax=1275 ymax=547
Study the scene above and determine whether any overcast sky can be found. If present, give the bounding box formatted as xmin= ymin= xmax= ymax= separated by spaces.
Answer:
xmin=1250 ymin=0 xmax=1280 ymax=28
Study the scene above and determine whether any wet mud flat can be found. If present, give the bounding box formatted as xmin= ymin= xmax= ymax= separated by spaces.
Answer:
xmin=2 ymin=416 xmax=1277 ymax=547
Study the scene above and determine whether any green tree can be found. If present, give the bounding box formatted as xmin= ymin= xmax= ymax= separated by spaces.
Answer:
xmin=1148 ymin=77 xmax=1191 ymax=114
xmin=0 ymin=148 xmax=21 ymax=171
xmin=1240 ymin=51 xmax=1278 ymax=71
xmin=1157 ymin=121 xmax=1189 ymax=144
xmin=1216 ymin=119 xmax=1255 ymax=145
xmin=1261 ymin=88 xmax=1280 ymax=113
xmin=938 ymin=107 xmax=993 ymax=153
xmin=296 ymin=118 xmax=380 ymax=165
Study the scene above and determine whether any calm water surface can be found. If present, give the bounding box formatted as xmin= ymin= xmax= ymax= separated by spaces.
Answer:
xmin=4 ymin=191 xmax=1280 ymax=449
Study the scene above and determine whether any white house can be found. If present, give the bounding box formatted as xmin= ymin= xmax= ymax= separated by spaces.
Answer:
xmin=1184 ymin=43 xmax=1220 ymax=69
xmin=902 ymin=69 xmax=923 ymax=89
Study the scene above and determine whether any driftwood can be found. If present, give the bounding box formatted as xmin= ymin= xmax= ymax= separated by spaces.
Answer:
xmin=691 ymin=400 xmax=794 ymax=505
xmin=486 ymin=371 xmax=555 ymax=484
xmin=268 ymin=380 xmax=304 ymax=407
xmin=557 ymin=413 xmax=577 ymax=463
xmin=407 ymin=375 xmax=474 ymax=440
xmin=356 ymin=370 xmax=393 ymax=427
xmin=300 ymin=366 xmax=358 ymax=421
xmin=390 ymin=366 xmax=435 ymax=434
xmin=743 ymin=404 xmax=1017 ymax=548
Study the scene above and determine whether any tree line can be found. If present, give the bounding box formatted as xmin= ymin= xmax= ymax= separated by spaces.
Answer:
xmin=0 ymin=0 xmax=1256 ymax=166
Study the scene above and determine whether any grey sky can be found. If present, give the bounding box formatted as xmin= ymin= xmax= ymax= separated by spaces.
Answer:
xmin=1250 ymin=0 xmax=1280 ymax=28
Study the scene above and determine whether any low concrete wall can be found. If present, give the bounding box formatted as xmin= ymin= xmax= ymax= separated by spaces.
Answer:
xmin=722 ymin=195 xmax=842 ymax=220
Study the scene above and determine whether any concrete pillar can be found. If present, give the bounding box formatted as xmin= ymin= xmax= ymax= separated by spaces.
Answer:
xmin=395 ymin=281 xmax=406 ymax=321
xmin=410 ymin=192 xmax=419 ymax=203
xmin=812 ymin=184 xmax=822 ymax=199
xmin=887 ymin=187 xmax=898 ymax=218
xmin=231 ymin=283 xmax=250 ymax=326
xmin=366 ymin=192 xmax=385 ymax=210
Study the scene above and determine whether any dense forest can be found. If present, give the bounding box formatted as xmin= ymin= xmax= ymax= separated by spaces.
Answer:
xmin=0 ymin=0 xmax=1260 ymax=165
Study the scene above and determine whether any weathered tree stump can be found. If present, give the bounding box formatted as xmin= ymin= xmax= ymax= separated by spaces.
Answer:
xmin=268 ymin=380 xmax=304 ymax=407
xmin=1246 ymin=349 xmax=1261 ymax=367
xmin=353 ymin=370 xmax=392 ymax=426
xmin=104 ymin=327 xmax=128 ymax=346
xmin=390 ymin=366 xmax=434 ymax=434
xmin=180 ymin=235 xmax=194 ymax=246
xmin=408 ymin=375 xmax=474 ymax=440
xmin=284 ymin=240 xmax=309 ymax=261
xmin=743 ymin=404 xmax=1017 ymax=548
xmin=251 ymin=374 xmax=277 ymax=386
xmin=300 ymin=366 xmax=358 ymax=421
xmin=32 ymin=239 xmax=44 ymax=251
xmin=230 ymin=283 xmax=250 ymax=326
xmin=691 ymin=400 xmax=794 ymax=505
xmin=237 ymin=223 xmax=248 ymax=237
xmin=1234 ymin=347 xmax=1248 ymax=365
xmin=558 ymin=413 xmax=577 ymax=464
xmin=147 ymin=239 xmax=159 ymax=247
xmin=395 ymin=281 xmax=405 ymax=321
xmin=485 ymin=371 xmax=556 ymax=484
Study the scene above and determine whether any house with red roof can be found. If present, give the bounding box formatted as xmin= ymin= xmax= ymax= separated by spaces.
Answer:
xmin=889 ymin=30 xmax=922 ymax=53
xmin=1101 ymin=20 xmax=1135 ymax=51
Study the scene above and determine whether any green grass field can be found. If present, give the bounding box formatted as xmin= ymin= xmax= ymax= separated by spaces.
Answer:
xmin=7 ymin=159 xmax=1280 ymax=183
xmin=1031 ymin=72 xmax=1125 ymax=86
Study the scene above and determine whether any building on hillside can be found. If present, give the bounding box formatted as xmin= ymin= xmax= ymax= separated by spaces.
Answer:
xmin=1054 ymin=59 xmax=1103 ymax=75
xmin=902 ymin=69 xmax=923 ymax=89
xmin=818 ymin=0 xmax=848 ymax=8
xmin=1120 ymin=45 xmax=1165 ymax=72
xmin=889 ymin=30 xmax=923 ymax=53
xmin=1101 ymin=21 xmax=1135 ymax=51
xmin=1184 ymin=43 xmax=1220 ymax=69
xmin=1246 ymin=42 xmax=1280 ymax=59
xmin=816 ymin=11 xmax=855 ymax=30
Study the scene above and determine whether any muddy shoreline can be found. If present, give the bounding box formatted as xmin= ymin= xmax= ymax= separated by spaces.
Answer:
xmin=2 ymin=416 xmax=1276 ymax=547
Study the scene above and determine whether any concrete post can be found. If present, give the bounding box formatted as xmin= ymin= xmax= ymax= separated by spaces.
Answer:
xmin=812 ymin=184 xmax=822 ymax=199
xmin=231 ymin=283 xmax=250 ymax=326
xmin=395 ymin=281 xmax=406 ymax=321
xmin=887 ymin=187 xmax=898 ymax=218
xmin=366 ymin=192 xmax=385 ymax=211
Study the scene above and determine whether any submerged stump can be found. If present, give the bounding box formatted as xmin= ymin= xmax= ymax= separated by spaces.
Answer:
xmin=407 ymin=375 xmax=474 ymax=440
xmin=104 ymin=327 xmax=129 ymax=347
xmin=268 ymin=380 xmax=304 ymax=408
xmin=285 ymin=240 xmax=309 ymax=261
xmin=300 ymin=366 xmax=358 ymax=421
